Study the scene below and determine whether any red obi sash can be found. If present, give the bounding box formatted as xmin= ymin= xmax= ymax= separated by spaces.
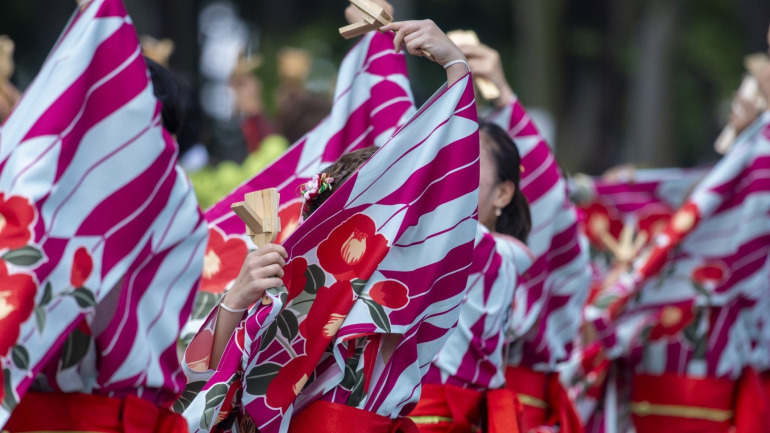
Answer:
xmin=5 ymin=391 xmax=188 ymax=433
xmin=631 ymin=369 xmax=770 ymax=433
xmin=764 ymin=371 xmax=770 ymax=407
xmin=504 ymin=366 xmax=583 ymax=433
xmin=289 ymin=400 xmax=419 ymax=433
xmin=409 ymin=383 xmax=523 ymax=433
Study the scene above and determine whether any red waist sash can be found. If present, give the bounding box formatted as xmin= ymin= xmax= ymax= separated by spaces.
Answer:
xmin=631 ymin=369 xmax=770 ymax=433
xmin=289 ymin=400 xmax=419 ymax=433
xmin=764 ymin=371 xmax=770 ymax=407
xmin=409 ymin=383 xmax=522 ymax=433
xmin=504 ymin=366 xmax=583 ymax=433
xmin=5 ymin=391 xmax=188 ymax=433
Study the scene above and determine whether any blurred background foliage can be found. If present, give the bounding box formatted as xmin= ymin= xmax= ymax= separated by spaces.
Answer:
xmin=2 ymin=0 xmax=769 ymax=202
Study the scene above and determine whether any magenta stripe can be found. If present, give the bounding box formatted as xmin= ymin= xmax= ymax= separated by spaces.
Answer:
xmin=145 ymin=238 xmax=204 ymax=335
xmin=546 ymin=225 xmax=583 ymax=270
xmin=99 ymin=166 xmax=176 ymax=273
xmin=13 ymin=29 xmax=146 ymax=189
xmin=53 ymin=53 xmax=149 ymax=182
xmin=382 ymin=242 xmax=475 ymax=309
xmin=49 ymin=110 xmax=157 ymax=233
xmin=94 ymin=0 xmax=128 ymax=18
xmin=95 ymin=242 xmax=157 ymax=380
xmin=712 ymin=179 xmax=770 ymax=214
xmin=520 ymin=142 xmax=560 ymax=204
xmin=21 ymin=25 xmax=144 ymax=142
xmin=705 ymin=297 xmax=755 ymax=376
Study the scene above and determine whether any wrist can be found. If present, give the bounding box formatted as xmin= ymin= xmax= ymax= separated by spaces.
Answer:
xmin=443 ymin=59 xmax=469 ymax=70
xmin=221 ymin=292 xmax=249 ymax=312
xmin=439 ymin=49 xmax=466 ymax=68
xmin=491 ymin=85 xmax=515 ymax=109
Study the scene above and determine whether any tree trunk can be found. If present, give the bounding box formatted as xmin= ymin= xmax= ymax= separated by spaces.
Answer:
xmin=622 ymin=0 xmax=679 ymax=167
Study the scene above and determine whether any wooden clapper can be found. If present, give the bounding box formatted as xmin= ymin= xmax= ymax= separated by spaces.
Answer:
xmin=231 ymin=189 xmax=282 ymax=305
xmin=339 ymin=0 xmax=393 ymax=39
xmin=446 ymin=30 xmax=501 ymax=101
xmin=339 ymin=0 xmax=431 ymax=58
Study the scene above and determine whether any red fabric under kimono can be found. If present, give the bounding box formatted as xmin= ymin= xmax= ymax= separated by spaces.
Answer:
xmin=5 ymin=392 xmax=187 ymax=433
xmin=409 ymin=384 xmax=523 ymax=433
xmin=504 ymin=366 xmax=583 ymax=433
xmin=290 ymin=400 xmax=420 ymax=433
xmin=630 ymin=369 xmax=770 ymax=433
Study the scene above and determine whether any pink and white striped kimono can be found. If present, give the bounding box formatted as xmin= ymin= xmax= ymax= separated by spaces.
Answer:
xmin=569 ymin=167 xmax=709 ymax=288
xmin=583 ymin=113 xmax=770 ymax=432
xmin=0 ymin=0 xmax=207 ymax=428
xmin=481 ymin=95 xmax=589 ymax=433
xmin=488 ymin=96 xmax=591 ymax=370
xmin=408 ymin=226 xmax=534 ymax=432
xmin=181 ymin=31 xmax=415 ymax=345
xmin=180 ymin=73 xmax=480 ymax=433
xmin=424 ymin=226 xmax=534 ymax=391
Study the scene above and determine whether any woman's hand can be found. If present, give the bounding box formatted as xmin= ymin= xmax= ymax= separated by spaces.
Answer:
xmin=755 ymin=62 xmax=770 ymax=107
xmin=380 ymin=20 xmax=467 ymax=85
xmin=223 ymin=244 xmax=288 ymax=311
xmin=458 ymin=43 xmax=514 ymax=108
xmin=727 ymin=95 xmax=759 ymax=134
xmin=381 ymin=20 xmax=463 ymax=66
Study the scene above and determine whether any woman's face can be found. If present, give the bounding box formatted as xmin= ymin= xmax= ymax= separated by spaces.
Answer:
xmin=478 ymin=131 xmax=499 ymax=231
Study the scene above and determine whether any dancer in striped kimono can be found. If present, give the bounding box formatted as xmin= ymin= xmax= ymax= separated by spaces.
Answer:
xmin=584 ymin=103 xmax=770 ymax=433
xmin=181 ymin=17 xmax=482 ymax=433
xmin=458 ymin=42 xmax=589 ymax=433
xmin=0 ymin=0 xmax=208 ymax=431
xmin=569 ymin=166 xmax=709 ymax=302
xmin=181 ymin=6 xmax=416 ymax=347
xmin=407 ymin=121 xmax=532 ymax=433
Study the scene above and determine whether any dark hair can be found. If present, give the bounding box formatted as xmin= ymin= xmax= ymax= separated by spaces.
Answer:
xmin=277 ymin=87 xmax=333 ymax=144
xmin=304 ymin=146 xmax=379 ymax=217
xmin=145 ymin=56 xmax=184 ymax=136
xmin=479 ymin=121 xmax=531 ymax=242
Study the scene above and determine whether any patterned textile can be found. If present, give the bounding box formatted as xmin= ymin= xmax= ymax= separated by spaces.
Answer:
xmin=579 ymin=112 xmax=770 ymax=432
xmin=0 ymin=0 xmax=207 ymax=426
xmin=488 ymin=96 xmax=591 ymax=370
xmin=182 ymin=31 xmax=415 ymax=344
xmin=425 ymin=226 xmax=534 ymax=391
xmin=569 ymin=167 xmax=709 ymax=286
xmin=181 ymin=73 xmax=480 ymax=433
xmin=588 ymin=112 xmax=770 ymax=378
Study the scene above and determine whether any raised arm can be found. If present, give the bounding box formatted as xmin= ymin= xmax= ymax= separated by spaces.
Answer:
xmin=457 ymin=43 xmax=514 ymax=109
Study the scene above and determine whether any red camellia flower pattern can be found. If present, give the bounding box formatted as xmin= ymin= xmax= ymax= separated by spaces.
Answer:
xmin=637 ymin=209 xmax=672 ymax=241
xmin=0 ymin=193 xmax=36 ymax=251
xmin=369 ymin=279 xmax=409 ymax=310
xmin=0 ymin=261 xmax=37 ymax=358
xmin=299 ymin=280 xmax=353 ymax=345
xmin=670 ymin=202 xmax=700 ymax=236
xmin=281 ymin=257 xmax=308 ymax=302
xmin=235 ymin=323 xmax=246 ymax=352
xmin=692 ymin=261 xmax=729 ymax=288
xmin=200 ymin=228 xmax=248 ymax=293
xmin=266 ymin=355 xmax=310 ymax=412
xmin=185 ymin=328 xmax=214 ymax=373
xmin=70 ymin=247 xmax=93 ymax=288
xmin=649 ymin=303 xmax=696 ymax=341
xmin=580 ymin=202 xmax=623 ymax=250
xmin=317 ymin=214 xmax=390 ymax=281
xmin=276 ymin=199 xmax=303 ymax=244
